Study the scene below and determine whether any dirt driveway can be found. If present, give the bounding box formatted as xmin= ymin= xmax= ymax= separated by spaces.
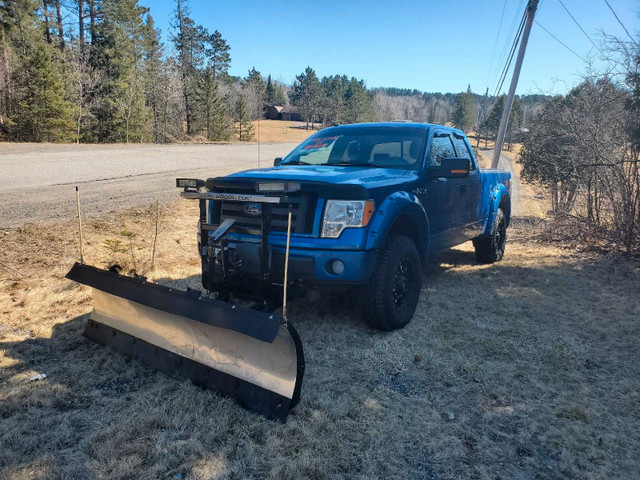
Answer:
xmin=0 ymin=143 xmax=297 ymax=227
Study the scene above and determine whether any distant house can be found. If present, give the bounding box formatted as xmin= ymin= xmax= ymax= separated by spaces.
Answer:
xmin=265 ymin=105 xmax=284 ymax=120
xmin=265 ymin=105 xmax=303 ymax=122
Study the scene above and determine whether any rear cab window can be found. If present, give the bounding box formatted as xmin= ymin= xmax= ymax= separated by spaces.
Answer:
xmin=429 ymin=134 xmax=456 ymax=166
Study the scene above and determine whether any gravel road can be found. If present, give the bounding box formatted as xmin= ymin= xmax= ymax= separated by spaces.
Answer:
xmin=0 ymin=143 xmax=522 ymax=228
xmin=0 ymin=143 xmax=297 ymax=227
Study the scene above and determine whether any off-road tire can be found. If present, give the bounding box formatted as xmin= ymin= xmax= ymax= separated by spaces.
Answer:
xmin=363 ymin=235 xmax=422 ymax=331
xmin=473 ymin=208 xmax=507 ymax=264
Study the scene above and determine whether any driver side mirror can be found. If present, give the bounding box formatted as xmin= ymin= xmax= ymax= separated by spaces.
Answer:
xmin=273 ymin=157 xmax=283 ymax=167
xmin=429 ymin=157 xmax=470 ymax=178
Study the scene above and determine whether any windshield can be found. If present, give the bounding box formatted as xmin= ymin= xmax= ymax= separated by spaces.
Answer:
xmin=281 ymin=126 xmax=427 ymax=170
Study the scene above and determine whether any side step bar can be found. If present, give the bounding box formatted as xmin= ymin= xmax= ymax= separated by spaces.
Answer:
xmin=66 ymin=263 xmax=304 ymax=421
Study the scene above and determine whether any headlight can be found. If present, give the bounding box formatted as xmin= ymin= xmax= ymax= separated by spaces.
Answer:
xmin=322 ymin=200 xmax=375 ymax=238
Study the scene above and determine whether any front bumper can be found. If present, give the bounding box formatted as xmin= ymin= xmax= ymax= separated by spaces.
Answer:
xmin=203 ymin=236 xmax=378 ymax=287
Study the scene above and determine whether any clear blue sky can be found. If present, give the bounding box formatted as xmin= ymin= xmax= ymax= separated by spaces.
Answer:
xmin=140 ymin=0 xmax=639 ymax=95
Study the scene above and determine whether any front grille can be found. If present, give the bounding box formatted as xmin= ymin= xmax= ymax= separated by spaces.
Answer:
xmin=214 ymin=187 xmax=315 ymax=234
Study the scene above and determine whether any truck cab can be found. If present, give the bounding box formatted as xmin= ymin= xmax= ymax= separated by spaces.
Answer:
xmin=179 ymin=123 xmax=511 ymax=330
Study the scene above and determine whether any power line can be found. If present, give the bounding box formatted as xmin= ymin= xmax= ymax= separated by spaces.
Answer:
xmin=603 ymin=0 xmax=638 ymax=45
xmin=494 ymin=11 xmax=527 ymax=97
xmin=485 ymin=0 xmax=509 ymax=91
xmin=493 ymin=0 xmax=527 ymax=87
xmin=534 ymin=20 xmax=588 ymax=62
xmin=557 ymin=0 xmax=603 ymax=55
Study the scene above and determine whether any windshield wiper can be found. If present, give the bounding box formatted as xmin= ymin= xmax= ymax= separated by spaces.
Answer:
xmin=282 ymin=160 xmax=314 ymax=165
xmin=331 ymin=162 xmax=384 ymax=168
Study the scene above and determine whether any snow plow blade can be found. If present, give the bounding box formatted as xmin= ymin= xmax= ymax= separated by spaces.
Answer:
xmin=66 ymin=263 xmax=304 ymax=422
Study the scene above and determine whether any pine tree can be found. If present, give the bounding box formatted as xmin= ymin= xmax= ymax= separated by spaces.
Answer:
xmin=205 ymin=68 xmax=228 ymax=140
xmin=481 ymin=95 xmax=523 ymax=150
xmin=273 ymin=82 xmax=286 ymax=106
xmin=142 ymin=13 xmax=164 ymax=142
xmin=320 ymin=74 xmax=348 ymax=125
xmin=16 ymin=42 xmax=74 ymax=141
xmin=206 ymin=29 xmax=230 ymax=80
xmin=2 ymin=2 xmax=74 ymax=141
xmin=289 ymin=66 xmax=321 ymax=129
xmin=89 ymin=0 xmax=152 ymax=142
xmin=344 ymin=77 xmax=375 ymax=124
xmin=245 ymin=66 xmax=265 ymax=119
xmin=265 ymin=74 xmax=286 ymax=106
xmin=265 ymin=74 xmax=276 ymax=104
xmin=234 ymin=94 xmax=253 ymax=141
xmin=173 ymin=0 xmax=207 ymax=135
xmin=481 ymin=95 xmax=505 ymax=145
xmin=506 ymin=97 xmax=523 ymax=150
xmin=452 ymin=84 xmax=475 ymax=132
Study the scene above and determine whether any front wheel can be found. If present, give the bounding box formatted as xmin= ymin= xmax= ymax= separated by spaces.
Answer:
xmin=473 ymin=207 xmax=507 ymax=264
xmin=363 ymin=235 xmax=422 ymax=331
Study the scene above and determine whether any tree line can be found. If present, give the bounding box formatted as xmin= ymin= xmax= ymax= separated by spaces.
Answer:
xmin=519 ymin=35 xmax=640 ymax=255
xmin=0 ymin=0 xmax=282 ymax=142
xmin=0 ymin=0 xmax=549 ymax=144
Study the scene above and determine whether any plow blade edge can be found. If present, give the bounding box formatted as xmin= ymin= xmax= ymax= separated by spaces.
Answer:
xmin=66 ymin=263 xmax=304 ymax=421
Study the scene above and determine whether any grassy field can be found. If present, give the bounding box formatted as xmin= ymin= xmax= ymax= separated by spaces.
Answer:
xmin=254 ymin=120 xmax=316 ymax=144
xmin=1 ymin=154 xmax=640 ymax=478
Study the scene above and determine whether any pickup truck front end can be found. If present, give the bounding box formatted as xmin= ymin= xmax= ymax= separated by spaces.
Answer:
xmin=180 ymin=177 xmax=382 ymax=303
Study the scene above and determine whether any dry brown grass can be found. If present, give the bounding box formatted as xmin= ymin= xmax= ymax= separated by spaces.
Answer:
xmin=2 ymin=194 xmax=640 ymax=478
xmin=254 ymin=120 xmax=317 ymax=144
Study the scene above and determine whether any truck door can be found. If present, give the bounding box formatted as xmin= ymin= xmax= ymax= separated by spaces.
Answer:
xmin=452 ymin=134 xmax=485 ymax=239
xmin=424 ymin=131 xmax=468 ymax=251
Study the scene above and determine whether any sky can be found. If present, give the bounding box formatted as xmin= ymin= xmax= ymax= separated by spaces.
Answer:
xmin=139 ymin=0 xmax=640 ymax=95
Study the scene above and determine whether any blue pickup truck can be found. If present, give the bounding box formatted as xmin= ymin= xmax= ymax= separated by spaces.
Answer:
xmin=179 ymin=122 xmax=511 ymax=331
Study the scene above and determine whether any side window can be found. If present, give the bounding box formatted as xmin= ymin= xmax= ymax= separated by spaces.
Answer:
xmin=453 ymin=136 xmax=476 ymax=171
xmin=429 ymin=135 xmax=456 ymax=166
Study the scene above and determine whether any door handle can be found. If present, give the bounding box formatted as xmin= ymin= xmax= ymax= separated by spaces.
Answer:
xmin=460 ymin=184 xmax=468 ymax=195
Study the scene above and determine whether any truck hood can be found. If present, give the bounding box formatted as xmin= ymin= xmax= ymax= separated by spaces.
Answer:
xmin=224 ymin=165 xmax=413 ymax=189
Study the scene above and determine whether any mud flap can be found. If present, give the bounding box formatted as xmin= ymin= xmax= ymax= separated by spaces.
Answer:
xmin=66 ymin=263 xmax=304 ymax=421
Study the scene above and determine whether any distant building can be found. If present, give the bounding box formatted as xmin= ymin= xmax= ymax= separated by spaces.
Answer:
xmin=265 ymin=105 xmax=303 ymax=122
xmin=265 ymin=105 xmax=284 ymax=120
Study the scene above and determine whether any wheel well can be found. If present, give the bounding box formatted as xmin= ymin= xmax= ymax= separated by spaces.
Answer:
xmin=388 ymin=213 xmax=428 ymax=261
xmin=499 ymin=195 xmax=511 ymax=226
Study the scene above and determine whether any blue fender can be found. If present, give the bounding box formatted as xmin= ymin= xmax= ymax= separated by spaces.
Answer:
xmin=365 ymin=191 xmax=430 ymax=260
xmin=483 ymin=184 xmax=511 ymax=235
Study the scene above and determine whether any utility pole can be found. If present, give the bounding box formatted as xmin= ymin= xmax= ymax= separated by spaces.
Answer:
xmin=491 ymin=0 xmax=539 ymax=169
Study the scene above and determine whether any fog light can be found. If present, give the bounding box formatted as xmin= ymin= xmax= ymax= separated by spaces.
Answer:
xmin=331 ymin=259 xmax=345 ymax=275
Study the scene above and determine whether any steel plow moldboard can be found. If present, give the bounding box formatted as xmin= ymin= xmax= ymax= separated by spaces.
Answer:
xmin=66 ymin=263 xmax=304 ymax=421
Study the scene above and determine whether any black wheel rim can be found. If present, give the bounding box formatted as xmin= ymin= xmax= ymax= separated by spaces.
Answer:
xmin=393 ymin=258 xmax=415 ymax=312
xmin=496 ymin=219 xmax=506 ymax=252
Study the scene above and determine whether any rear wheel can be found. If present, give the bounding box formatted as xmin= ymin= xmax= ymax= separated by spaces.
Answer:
xmin=473 ymin=208 xmax=507 ymax=264
xmin=363 ymin=235 xmax=422 ymax=331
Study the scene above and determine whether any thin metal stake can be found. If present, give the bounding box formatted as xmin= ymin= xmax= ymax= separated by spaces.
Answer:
xmin=282 ymin=204 xmax=292 ymax=323
xmin=257 ymin=117 xmax=260 ymax=168
xmin=76 ymin=186 xmax=84 ymax=263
